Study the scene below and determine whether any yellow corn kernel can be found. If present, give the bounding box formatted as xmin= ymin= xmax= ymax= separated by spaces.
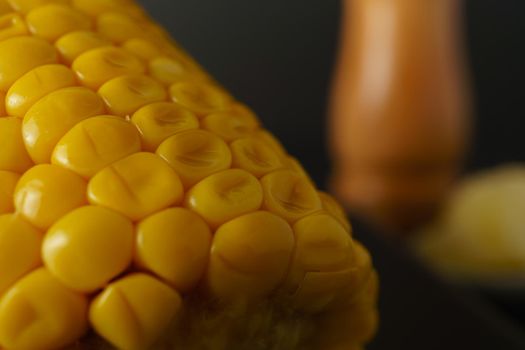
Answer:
xmin=0 ymin=36 xmax=57 ymax=91
xmin=317 ymin=272 xmax=379 ymax=348
xmin=157 ymin=129 xmax=232 ymax=188
xmin=26 ymin=4 xmax=92 ymax=42
xmin=169 ymin=81 xmax=232 ymax=116
xmin=72 ymin=46 xmax=145 ymax=89
xmin=90 ymin=273 xmax=182 ymax=350
xmin=42 ymin=205 xmax=134 ymax=292
xmin=0 ymin=171 xmax=19 ymax=214
xmin=98 ymin=74 xmax=167 ymax=117
xmin=253 ymin=129 xmax=287 ymax=156
xmin=206 ymin=211 xmax=294 ymax=301
xmin=285 ymin=213 xmax=355 ymax=312
xmin=0 ymin=117 xmax=34 ymax=173
xmin=230 ymin=137 xmax=285 ymax=178
xmin=135 ymin=207 xmax=212 ymax=292
xmin=0 ymin=268 xmax=88 ymax=350
xmin=7 ymin=0 xmax=69 ymax=14
xmin=55 ymin=31 xmax=111 ymax=64
xmin=0 ymin=214 xmax=42 ymax=295
xmin=96 ymin=11 xmax=146 ymax=44
xmin=52 ymin=115 xmax=141 ymax=178
xmin=6 ymin=64 xmax=77 ymax=117
xmin=149 ymin=56 xmax=207 ymax=85
xmin=14 ymin=164 xmax=87 ymax=230
xmin=287 ymin=156 xmax=315 ymax=185
xmin=318 ymin=191 xmax=351 ymax=232
xmin=0 ymin=0 xmax=11 ymax=15
xmin=201 ymin=111 xmax=259 ymax=142
xmin=261 ymin=169 xmax=322 ymax=223
xmin=131 ymin=102 xmax=199 ymax=152
xmin=88 ymin=152 xmax=183 ymax=221
xmin=72 ymin=0 xmax=143 ymax=18
xmin=0 ymin=13 xmax=28 ymax=42
xmin=185 ymin=169 xmax=263 ymax=228
xmin=122 ymin=38 xmax=162 ymax=61
xmin=0 ymin=92 xmax=5 ymax=115
xmin=22 ymin=87 xmax=106 ymax=164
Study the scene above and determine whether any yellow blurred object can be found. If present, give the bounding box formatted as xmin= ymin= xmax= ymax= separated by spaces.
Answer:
xmin=413 ymin=165 xmax=525 ymax=284
xmin=0 ymin=1 xmax=378 ymax=349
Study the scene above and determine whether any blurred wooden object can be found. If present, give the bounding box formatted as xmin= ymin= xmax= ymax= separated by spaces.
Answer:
xmin=330 ymin=0 xmax=472 ymax=233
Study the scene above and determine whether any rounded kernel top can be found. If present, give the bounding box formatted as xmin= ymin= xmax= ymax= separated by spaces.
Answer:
xmin=0 ymin=36 xmax=58 ymax=91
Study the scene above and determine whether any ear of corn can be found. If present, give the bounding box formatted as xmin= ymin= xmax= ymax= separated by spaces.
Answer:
xmin=0 ymin=1 xmax=378 ymax=349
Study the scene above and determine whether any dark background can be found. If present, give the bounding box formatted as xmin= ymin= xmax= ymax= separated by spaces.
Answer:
xmin=138 ymin=1 xmax=525 ymax=349
xmin=139 ymin=0 xmax=525 ymax=188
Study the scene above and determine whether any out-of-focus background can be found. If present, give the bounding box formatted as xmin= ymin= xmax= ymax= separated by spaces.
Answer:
xmin=139 ymin=0 xmax=525 ymax=187
xmin=139 ymin=1 xmax=525 ymax=349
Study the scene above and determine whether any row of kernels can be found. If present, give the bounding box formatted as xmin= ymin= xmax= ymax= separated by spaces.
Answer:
xmin=0 ymin=267 xmax=182 ymax=350
xmin=6 ymin=134 xmax=332 ymax=234
xmin=0 ymin=16 xmax=209 ymax=105
xmin=0 ymin=200 xmax=355 ymax=349
xmin=4 ymin=177 xmax=352 ymax=298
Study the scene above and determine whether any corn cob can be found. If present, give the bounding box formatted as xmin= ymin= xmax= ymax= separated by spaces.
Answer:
xmin=0 ymin=1 xmax=378 ymax=349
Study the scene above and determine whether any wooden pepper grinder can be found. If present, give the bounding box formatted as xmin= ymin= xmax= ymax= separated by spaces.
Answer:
xmin=330 ymin=0 xmax=472 ymax=233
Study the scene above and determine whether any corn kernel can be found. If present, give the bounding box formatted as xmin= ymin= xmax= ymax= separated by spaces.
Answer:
xmin=135 ymin=207 xmax=212 ymax=292
xmin=0 ymin=214 xmax=42 ymax=295
xmin=202 ymin=110 xmax=259 ymax=142
xmin=0 ymin=171 xmax=19 ymax=214
xmin=318 ymin=191 xmax=351 ymax=232
xmin=287 ymin=156 xmax=315 ymax=186
xmin=0 ymin=13 xmax=28 ymax=42
xmin=23 ymin=87 xmax=106 ymax=163
xmin=98 ymin=74 xmax=167 ymax=117
xmin=14 ymin=164 xmax=87 ymax=229
xmin=285 ymin=213 xmax=355 ymax=311
xmin=88 ymin=152 xmax=183 ymax=221
xmin=131 ymin=102 xmax=199 ymax=152
xmin=73 ymin=0 xmax=141 ymax=18
xmin=72 ymin=46 xmax=145 ymax=89
xmin=122 ymin=38 xmax=161 ymax=61
xmin=317 ymin=272 xmax=379 ymax=347
xmin=170 ymin=81 xmax=232 ymax=116
xmin=42 ymin=205 xmax=134 ymax=292
xmin=231 ymin=137 xmax=285 ymax=178
xmin=0 ymin=92 xmax=6 ymax=115
xmin=96 ymin=11 xmax=146 ymax=44
xmin=157 ymin=129 xmax=232 ymax=188
xmin=90 ymin=273 xmax=182 ymax=350
xmin=26 ymin=4 xmax=92 ymax=42
xmin=7 ymin=0 xmax=69 ymax=14
xmin=205 ymin=211 xmax=294 ymax=301
xmin=0 ymin=0 xmax=11 ymax=15
xmin=149 ymin=56 xmax=207 ymax=85
xmin=253 ymin=129 xmax=287 ymax=156
xmin=185 ymin=169 xmax=263 ymax=228
xmin=0 ymin=117 xmax=34 ymax=173
xmin=6 ymin=64 xmax=77 ymax=117
xmin=261 ymin=170 xmax=322 ymax=223
xmin=0 ymin=36 xmax=57 ymax=91
xmin=55 ymin=31 xmax=111 ymax=64
xmin=0 ymin=268 xmax=88 ymax=350
xmin=52 ymin=115 xmax=141 ymax=178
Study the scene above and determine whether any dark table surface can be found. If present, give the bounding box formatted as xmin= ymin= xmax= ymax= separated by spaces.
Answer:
xmin=138 ymin=1 xmax=525 ymax=348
